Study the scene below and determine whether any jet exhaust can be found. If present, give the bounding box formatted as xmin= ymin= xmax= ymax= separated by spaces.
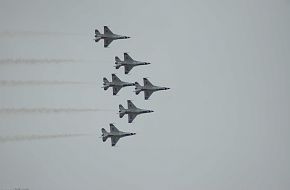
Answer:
xmin=0 ymin=108 xmax=113 ymax=114
xmin=0 ymin=80 xmax=96 ymax=86
xmin=0 ymin=59 xmax=79 ymax=64
xmin=0 ymin=133 xmax=90 ymax=143
xmin=0 ymin=31 xmax=84 ymax=37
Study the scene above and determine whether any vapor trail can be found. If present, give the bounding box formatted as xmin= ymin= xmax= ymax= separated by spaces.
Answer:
xmin=0 ymin=80 xmax=96 ymax=86
xmin=0 ymin=133 xmax=90 ymax=143
xmin=0 ymin=59 xmax=78 ymax=64
xmin=0 ymin=108 xmax=113 ymax=114
xmin=0 ymin=31 xmax=85 ymax=37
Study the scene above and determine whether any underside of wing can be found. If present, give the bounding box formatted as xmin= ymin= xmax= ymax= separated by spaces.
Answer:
xmin=127 ymin=100 xmax=137 ymax=109
xmin=111 ymin=136 xmax=120 ymax=146
xmin=110 ymin=124 xmax=119 ymax=133
xmin=124 ymin=53 xmax=134 ymax=62
xmin=128 ymin=113 xmax=137 ymax=123
xmin=113 ymin=86 xmax=122 ymax=95
xmin=125 ymin=65 xmax=134 ymax=74
xmin=143 ymin=78 xmax=154 ymax=87
xmin=144 ymin=90 xmax=154 ymax=100
xmin=104 ymin=38 xmax=113 ymax=48
xmin=112 ymin=74 xmax=121 ymax=82
xmin=104 ymin=26 xmax=113 ymax=35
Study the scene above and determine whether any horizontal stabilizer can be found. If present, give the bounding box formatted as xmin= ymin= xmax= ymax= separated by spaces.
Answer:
xmin=119 ymin=104 xmax=125 ymax=118
xmin=115 ymin=56 xmax=121 ymax=63
xmin=95 ymin=38 xmax=101 ymax=43
xmin=103 ymin=77 xmax=109 ymax=84
xmin=95 ymin=29 xmax=101 ymax=35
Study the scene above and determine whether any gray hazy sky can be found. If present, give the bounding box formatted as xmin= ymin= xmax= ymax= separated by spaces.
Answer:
xmin=0 ymin=0 xmax=290 ymax=189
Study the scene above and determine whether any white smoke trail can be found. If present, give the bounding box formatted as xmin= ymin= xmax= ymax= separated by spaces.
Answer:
xmin=0 ymin=108 xmax=113 ymax=114
xmin=0 ymin=80 xmax=96 ymax=86
xmin=0 ymin=31 xmax=85 ymax=37
xmin=0 ymin=133 xmax=90 ymax=143
xmin=0 ymin=59 xmax=79 ymax=64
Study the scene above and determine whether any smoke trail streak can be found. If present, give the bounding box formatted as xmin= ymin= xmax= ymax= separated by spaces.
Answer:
xmin=0 ymin=31 xmax=85 ymax=37
xmin=0 ymin=133 xmax=90 ymax=143
xmin=0 ymin=108 xmax=113 ymax=114
xmin=0 ymin=80 xmax=96 ymax=86
xmin=0 ymin=59 xmax=79 ymax=64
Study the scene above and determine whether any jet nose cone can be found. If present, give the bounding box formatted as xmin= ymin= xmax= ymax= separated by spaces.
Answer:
xmin=149 ymin=110 xmax=154 ymax=113
xmin=146 ymin=62 xmax=151 ymax=65
xmin=131 ymin=133 xmax=136 ymax=135
xmin=166 ymin=87 xmax=170 ymax=90
xmin=124 ymin=36 xmax=130 ymax=39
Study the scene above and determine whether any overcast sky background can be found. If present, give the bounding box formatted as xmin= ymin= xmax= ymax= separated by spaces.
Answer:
xmin=0 ymin=0 xmax=290 ymax=189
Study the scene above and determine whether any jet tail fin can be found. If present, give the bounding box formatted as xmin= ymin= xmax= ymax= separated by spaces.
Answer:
xmin=95 ymin=38 xmax=101 ymax=43
xmin=119 ymin=104 xmax=126 ymax=118
xmin=134 ymin=82 xmax=142 ymax=95
xmin=103 ymin=77 xmax=109 ymax=84
xmin=103 ymin=78 xmax=109 ymax=90
xmin=101 ymin=128 xmax=109 ymax=142
xmin=115 ymin=57 xmax=122 ymax=69
xmin=115 ymin=56 xmax=121 ymax=63
xmin=95 ymin=29 xmax=101 ymax=35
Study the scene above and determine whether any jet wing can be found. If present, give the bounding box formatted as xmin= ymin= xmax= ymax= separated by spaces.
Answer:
xmin=143 ymin=78 xmax=154 ymax=87
xmin=127 ymin=100 xmax=137 ymax=109
xmin=104 ymin=26 xmax=113 ymax=35
xmin=110 ymin=123 xmax=119 ymax=133
xmin=111 ymin=136 xmax=120 ymax=146
xmin=124 ymin=53 xmax=134 ymax=62
xmin=144 ymin=90 xmax=154 ymax=100
xmin=112 ymin=74 xmax=121 ymax=82
xmin=124 ymin=65 xmax=134 ymax=74
xmin=113 ymin=86 xmax=122 ymax=95
xmin=104 ymin=38 xmax=114 ymax=48
xmin=128 ymin=113 xmax=138 ymax=123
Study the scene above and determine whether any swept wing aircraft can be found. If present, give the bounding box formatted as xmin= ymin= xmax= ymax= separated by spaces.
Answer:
xmin=115 ymin=53 xmax=150 ymax=74
xmin=135 ymin=78 xmax=170 ymax=100
xmin=119 ymin=100 xmax=153 ymax=123
xmin=103 ymin=74 xmax=135 ymax=95
xmin=101 ymin=123 xmax=136 ymax=146
xmin=95 ymin=26 xmax=130 ymax=48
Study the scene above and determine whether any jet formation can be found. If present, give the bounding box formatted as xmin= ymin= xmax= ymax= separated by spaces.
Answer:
xmin=95 ymin=26 xmax=170 ymax=146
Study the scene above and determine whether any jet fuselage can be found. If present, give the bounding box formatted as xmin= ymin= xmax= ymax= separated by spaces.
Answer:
xmin=104 ymin=81 xmax=135 ymax=88
xmin=102 ymin=131 xmax=136 ymax=139
xmin=95 ymin=33 xmax=129 ymax=40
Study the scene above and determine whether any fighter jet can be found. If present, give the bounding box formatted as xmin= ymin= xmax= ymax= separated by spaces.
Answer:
xmin=115 ymin=53 xmax=151 ymax=74
xmin=94 ymin=26 xmax=130 ymax=48
xmin=119 ymin=100 xmax=154 ymax=123
xmin=135 ymin=78 xmax=170 ymax=100
xmin=102 ymin=74 xmax=135 ymax=95
xmin=101 ymin=123 xmax=136 ymax=146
